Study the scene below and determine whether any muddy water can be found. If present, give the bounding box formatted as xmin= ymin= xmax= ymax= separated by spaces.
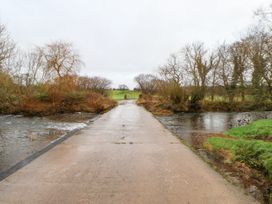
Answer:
xmin=0 ymin=113 xmax=97 ymax=174
xmin=157 ymin=111 xmax=272 ymax=145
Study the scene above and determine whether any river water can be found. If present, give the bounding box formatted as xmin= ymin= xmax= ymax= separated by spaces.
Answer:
xmin=0 ymin=113 xmax=97 ymax=174
xmin=157 ymin=111 xmax=272 ymax=145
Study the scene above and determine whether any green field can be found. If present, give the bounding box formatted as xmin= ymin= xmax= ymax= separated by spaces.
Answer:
xmin=110 ymin=90 xmax=140 ymax=101
xmin=206 ymin=119 xmax=272 ymax=180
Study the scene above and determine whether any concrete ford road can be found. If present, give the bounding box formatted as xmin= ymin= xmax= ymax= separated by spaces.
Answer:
xmin=0 ymin=101 xmax=257 ymax=204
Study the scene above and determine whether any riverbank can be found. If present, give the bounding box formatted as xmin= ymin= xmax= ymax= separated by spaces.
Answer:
xmin=204 ymin=120 xmax=272 ymax=203
xmin=156 ymin=113 xmax=272 ymax=203
xmin=0 ymin=73 xmax=117 ymax=116
xmin=138 ymin=95 xmax=272 ymax=115
xmin=4 ymin=92 xmax=116 ymax=116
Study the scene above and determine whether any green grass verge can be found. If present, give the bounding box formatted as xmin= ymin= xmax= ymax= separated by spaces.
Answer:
xmin=207 ymin=137 xmax=272 ymax=180
xmin=110 ymin=90 xmax=140 ymax=101
xmin=226 ymin=119 xmax=272 ymax=140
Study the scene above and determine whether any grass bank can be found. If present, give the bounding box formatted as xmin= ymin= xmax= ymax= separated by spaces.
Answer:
xmin=225 ymin=119 xmax=272 ymax=141
xmin=206 ymin=138 xmax=272 ymax=179
xmin=202 ymin=120 xmax=272 ymax=203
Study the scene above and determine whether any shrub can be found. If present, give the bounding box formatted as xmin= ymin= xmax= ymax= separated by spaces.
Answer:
xmin=64 ymin=91 xmax=86 ymax=104
xmin=34 ymin=92 xmax=50 ymax=102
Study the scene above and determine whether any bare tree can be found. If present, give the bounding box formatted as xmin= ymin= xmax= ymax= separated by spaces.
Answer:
xmin=0 ymin=24 xmax=16 ymax=72
xmin=159 ymin=53 xmax=184 ymax=86
xmin=42 ymin=41 xmax=82 ymax=79
xmin=157 ymin=53 xmax=189 ymax=104
xmin=23 ymin=48 xmax=45 ymax=86
xmin=183 ymin=42 xmax=217 ymax=102
xmin=209 ymin=54 xmax=220 ymax=101
xmin=77 ymin=76 xmax=112 ymax=95
xmin=228 ymin=41 xmax=249 ymax=101
xmin=243 ymin=27 xmax=268 ymax=101
xmin=215 ymin=43 xmax=240 ymax=102
xmin=262 ymin=33 xmax=272 ymax=99
xmin=255 ymin=4 xmax=272 ymax=30
xmin=134 ymin=73 xmax=157 ymax=94
xmin=118 ymin=84 xmax=129 ymax=90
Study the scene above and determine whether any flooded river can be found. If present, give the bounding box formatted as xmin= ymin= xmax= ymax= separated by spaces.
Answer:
xmin=0 ymin=113 xmax=97 ymax=174
xmin=157 ymin=111 xmax=272 ymax=145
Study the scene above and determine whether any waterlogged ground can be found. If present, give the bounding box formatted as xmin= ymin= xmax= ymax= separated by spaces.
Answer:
xmin=0 ymin=113 xmax=97 ymax=174
xmin=157 ymin=111 xmax=272 ymax=146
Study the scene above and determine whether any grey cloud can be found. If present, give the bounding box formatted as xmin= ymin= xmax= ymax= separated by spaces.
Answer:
xmin=0 ymin=0 xmax=270 ymax=88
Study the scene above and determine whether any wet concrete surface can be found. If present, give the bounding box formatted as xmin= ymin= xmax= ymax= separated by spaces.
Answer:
xmin=0 ymin=101 xmax=257 ymax=203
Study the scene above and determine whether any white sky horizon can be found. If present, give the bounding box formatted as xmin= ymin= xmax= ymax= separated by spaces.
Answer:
xmin=0 ymin=0 xmax=271 ymax=89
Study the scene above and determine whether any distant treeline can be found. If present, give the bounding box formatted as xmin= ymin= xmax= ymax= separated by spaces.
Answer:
xmin=135 ymin=7 xmax=272 ymax=112
xmin=0 ymin=24 xmax=115 ymax=115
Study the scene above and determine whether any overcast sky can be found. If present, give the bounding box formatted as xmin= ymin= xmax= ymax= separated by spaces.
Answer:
xmin=0 ymin=0 xmax=271 ymax=88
